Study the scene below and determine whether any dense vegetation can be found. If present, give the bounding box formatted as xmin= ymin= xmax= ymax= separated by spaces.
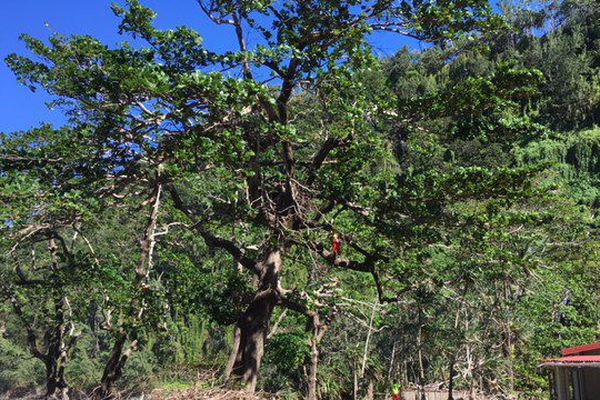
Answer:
xmin=0 ymin=0 xmax=598 ymax=399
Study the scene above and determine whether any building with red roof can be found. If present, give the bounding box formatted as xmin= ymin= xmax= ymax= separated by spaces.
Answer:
xmin=539 ymin=341 xmax=600 ymax=399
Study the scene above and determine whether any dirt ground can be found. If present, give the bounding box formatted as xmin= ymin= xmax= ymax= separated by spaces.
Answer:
xmin=401 ymin=390 xmax=506 ymax=400
xmin=0 ymin=387 xmax=506 ymax=400
xmin=150 ymin=388 xmax=266 ymax=400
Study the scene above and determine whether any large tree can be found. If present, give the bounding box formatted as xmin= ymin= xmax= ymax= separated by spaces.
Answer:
xmin=3 ymin=0 xmax=523 ymax=396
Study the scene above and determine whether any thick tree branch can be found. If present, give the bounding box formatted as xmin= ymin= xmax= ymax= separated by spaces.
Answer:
xmin=167 ymin=185 xmax=259 ymax=274
xmin=314 ymin=242 xmax=373 ymax=273
xmin=0 ymin=155 xmax=64 ymax=166
xmin=279 ymin=289 xmax=316 ymax=318
xmin=10 ymin=297 xmax=47 ymax=362
xmin=232 ymin=11 xmax=252 ymax=80
xmin=312 ymin=239 xmax=396 ymax=303
xmin=306 ymin=137 xmax=344 ymax=185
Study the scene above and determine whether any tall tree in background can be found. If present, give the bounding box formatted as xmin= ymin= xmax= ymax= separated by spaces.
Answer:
xmin=0 ymin=126 xmax=104 ymax=399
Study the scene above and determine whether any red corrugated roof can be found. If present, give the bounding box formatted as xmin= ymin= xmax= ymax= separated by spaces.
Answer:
xmin=561 ymin=342 xmax=600 ymax=356
xmin=544 ymin=356 xmax=600 ymax=364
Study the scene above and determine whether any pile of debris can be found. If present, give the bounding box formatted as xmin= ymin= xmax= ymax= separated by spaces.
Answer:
xmin=151 ymin=387 xmax=269 ymax=400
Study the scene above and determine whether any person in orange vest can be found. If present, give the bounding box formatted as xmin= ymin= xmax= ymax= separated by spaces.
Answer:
xmin=392 ymin=384 xmax=402 ymax=400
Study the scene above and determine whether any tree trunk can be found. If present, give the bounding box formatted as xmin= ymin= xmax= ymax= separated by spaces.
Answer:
xmin=233 ymin=296 xmax=276 ymax=392
xmin=306 ymin=314 xmax=327 ymax=400
xmin=224 ymin=324 xmax=242 ymax=382
xmin=230 ymin=250 xmax=282 ymax=392
xmin=366 ymin=378 xmax=375 ymax=400
xmin=353 ymin=367 xmax=359 ymax=400
xmin=96 ymin=183 xmax=162 ymax=398
xmin=447 ymin=355 xmax=456 ymax=400
xmin=503 ymin=279 xmax=515 ymax=395
xmin=88 ymin=302 xmax=101 ymax=358
xmin=360 ymin=303 xmax=376 ymax=378
xmin=417 ymin=317 xmax=426 ymax=400
xmin=96 ymin=335 xmax=136 ymax=399
xmin=45 ymin=365 xmax=69 ymax=400
xmin=44 ymin=296 xmax=76 ymax=400
xmin=13 ymin=302 xmax=73 ymax=400
xmin=307 ymin=334 xmax=319 ymax=400
xmin=45 ymin=337 xmax=70 ymax=400
xmin=388 ymin=341 xmax=396 ymax=384
xmin=45 ymin=355 xmax=69 ymax=400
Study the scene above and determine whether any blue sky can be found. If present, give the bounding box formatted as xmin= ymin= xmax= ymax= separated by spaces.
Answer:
xmin=0 ymin=1 xmax=415 ymax=133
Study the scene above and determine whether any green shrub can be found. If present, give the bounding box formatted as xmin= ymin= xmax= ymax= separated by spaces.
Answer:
xmin=0 ymin=337 xmax=44 ymax=391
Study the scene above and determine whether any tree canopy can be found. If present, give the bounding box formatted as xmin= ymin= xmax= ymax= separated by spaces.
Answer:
xmin=0 ymin=1 xmax=598 ymax=399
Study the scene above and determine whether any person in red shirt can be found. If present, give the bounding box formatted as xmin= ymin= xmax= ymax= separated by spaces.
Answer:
xmin=332 ymin=233 xmax=342 ymax=257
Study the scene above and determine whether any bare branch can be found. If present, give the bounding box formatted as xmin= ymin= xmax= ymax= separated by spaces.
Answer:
xmin=8 ymin=224 xmax=51 ymax=255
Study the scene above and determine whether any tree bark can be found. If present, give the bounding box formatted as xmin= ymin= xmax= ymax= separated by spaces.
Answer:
xmin=366 ymin=378 xmax=375 ymax=400
xmin=45 ymin=357 xmax=69 ymax=400
xmin=417 ymin=314 xmax=426 ymax=400
xmin=44 ymin=324 xmax=71 ymax=400
xmin=96 ymin=335 xmax=137 ymax=399
xmin=447 ymin=355 xmax=456 ymax=400
xmin=307 ymin=334 xmax=319 ymax=400
xmin=224 ymin=324 xmax=242 ymax=382
xmin=306 ymin=314 xmax=328 ymax=400
xmin=230 ymin=249 xmax=282 ymax=392
xmin=353 ymin=367 xmax=359 ymax=400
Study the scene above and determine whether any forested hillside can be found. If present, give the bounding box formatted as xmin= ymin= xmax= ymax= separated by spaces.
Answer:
xmin=0 ymin=1 xmax=598 ymax=399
